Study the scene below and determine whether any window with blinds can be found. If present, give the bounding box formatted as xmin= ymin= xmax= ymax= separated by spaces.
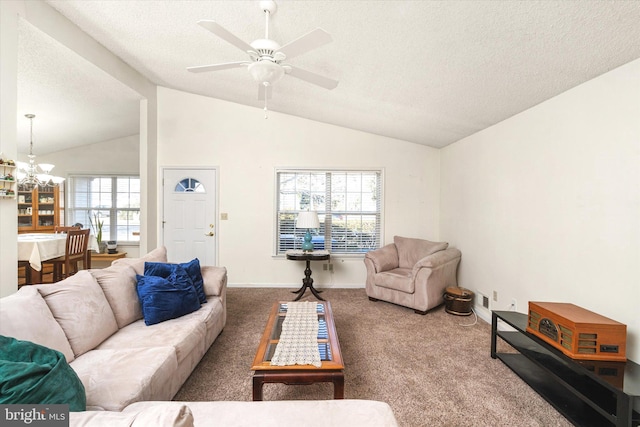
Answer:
xmin=67 ymin=175 xmax=140 ymax=243
xmin=276 ymin=169 xmax=383 ymax=255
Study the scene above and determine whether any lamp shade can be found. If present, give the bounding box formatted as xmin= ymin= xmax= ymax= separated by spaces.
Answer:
xmin=296 ymin=211 xmax=319 ymax=229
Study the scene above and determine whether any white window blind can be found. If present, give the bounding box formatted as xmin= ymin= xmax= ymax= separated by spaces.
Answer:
xmin=276 ymin=169 xmax=382 ymax=255
xmin=67 ymin=175 xmax=140 ymax=243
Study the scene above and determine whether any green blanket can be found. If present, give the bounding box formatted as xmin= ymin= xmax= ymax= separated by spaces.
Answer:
xmin=0 ymin=336 xmax=86 ymax=411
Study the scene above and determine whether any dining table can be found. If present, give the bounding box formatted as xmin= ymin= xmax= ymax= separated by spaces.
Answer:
xmin=18 ymin=233 xmax=99 ymax=284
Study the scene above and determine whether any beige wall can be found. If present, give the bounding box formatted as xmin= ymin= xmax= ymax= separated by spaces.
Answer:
xmin=157 ymin=87 xmax=441 ymax=287
xmin=440 ymin=59 xmax=640 ymax=361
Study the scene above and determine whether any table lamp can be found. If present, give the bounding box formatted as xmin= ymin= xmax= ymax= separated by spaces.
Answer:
xmin=296 ymin=211 xmax=320 ymax=252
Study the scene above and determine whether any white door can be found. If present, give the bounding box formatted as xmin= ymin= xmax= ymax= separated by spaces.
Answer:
xmin=162 ymin=168 xmax=217 ymax=265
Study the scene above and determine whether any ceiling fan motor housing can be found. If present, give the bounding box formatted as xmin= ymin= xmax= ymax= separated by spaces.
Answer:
xmin=250 ymin=38 xmax=281 ymax=59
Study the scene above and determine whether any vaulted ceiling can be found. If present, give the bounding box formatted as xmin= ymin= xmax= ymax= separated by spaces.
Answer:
xmin=16 ymin=0 xmax=640 ymax=155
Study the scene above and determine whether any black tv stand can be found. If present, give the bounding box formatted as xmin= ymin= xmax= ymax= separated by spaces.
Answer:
xmin=491 ymin=310 xmax=640 ymax=427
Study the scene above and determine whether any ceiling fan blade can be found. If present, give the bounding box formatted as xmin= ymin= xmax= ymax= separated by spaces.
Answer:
xmin=277 ymin=28 xmax=332 ymax=60
xmin=258 ymin=84 xmax=273 ymax=101
xmin=285 ymin=66 xmax=338 ymax=90
xmin=187 ymin=62 xmax=249 ymax=73
xmin=197 ymin=20 xmax=254 ymax=54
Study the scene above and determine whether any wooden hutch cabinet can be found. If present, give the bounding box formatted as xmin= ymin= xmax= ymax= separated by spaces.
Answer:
xmin=17 ymin=184 xmax=61 ymax=233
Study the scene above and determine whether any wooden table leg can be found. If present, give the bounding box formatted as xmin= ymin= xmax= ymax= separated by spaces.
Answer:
xmin=29 ymin=265 xmax=42 ymax=284
xmin=333 ymin=372 xmax=345 ymax=399
xmin=252 ymin=374 xmax=264 ymax=401
xmin=292 ymin=259 xmax=325 ymax=301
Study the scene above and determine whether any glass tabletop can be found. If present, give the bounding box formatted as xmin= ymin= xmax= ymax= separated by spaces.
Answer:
xmin=251 ymin=301 xmax=343 ymax=371
xmin=263 ymin=303 xmax=333 ymax=362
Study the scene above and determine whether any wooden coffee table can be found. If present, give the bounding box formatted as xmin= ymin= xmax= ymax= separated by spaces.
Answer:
xmin=251 ymin=301 xmax=344 ymax=401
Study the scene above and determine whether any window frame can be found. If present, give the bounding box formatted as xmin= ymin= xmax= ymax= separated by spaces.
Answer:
xmin=66 ymin=174 xmax=141 ymax=245
xmin=274 ymin=168 xmax=384 ymax=257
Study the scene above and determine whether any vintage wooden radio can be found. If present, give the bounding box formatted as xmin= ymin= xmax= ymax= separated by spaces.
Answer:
xmin=527 ymin=302 xmax=627 ymax=362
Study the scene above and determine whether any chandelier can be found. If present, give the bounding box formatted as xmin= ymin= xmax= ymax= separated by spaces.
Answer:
xmin=16 ymin=114 xmax=64 ymax=190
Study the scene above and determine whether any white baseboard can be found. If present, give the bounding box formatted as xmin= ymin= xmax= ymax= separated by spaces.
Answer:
xmin=227 ymin=283 xmax=365 ymax=289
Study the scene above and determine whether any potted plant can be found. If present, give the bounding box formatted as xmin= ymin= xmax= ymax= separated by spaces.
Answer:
xmin=89 ymin=212 xmax=105 ymax=253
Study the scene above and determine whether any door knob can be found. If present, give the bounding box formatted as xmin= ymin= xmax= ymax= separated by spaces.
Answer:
xmin=205 ymin=231 xmax=214 ymax=237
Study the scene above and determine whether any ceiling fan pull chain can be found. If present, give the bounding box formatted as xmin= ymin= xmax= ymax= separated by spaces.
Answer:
xmin=264 ymin=85 xmax=269 ymax=119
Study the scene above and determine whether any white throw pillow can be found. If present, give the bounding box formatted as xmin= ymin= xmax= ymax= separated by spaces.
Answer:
xmin=35 ymin=271 xmax=118 ymax=358
xmin=0 ymin=286 xmax=75 ymax=363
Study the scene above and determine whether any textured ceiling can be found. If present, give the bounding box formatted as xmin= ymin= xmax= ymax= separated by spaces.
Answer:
xmin=16 ymin=0 xmax=640 ymax=155
xmin=17 ymin=19 xmax=142 ymax=155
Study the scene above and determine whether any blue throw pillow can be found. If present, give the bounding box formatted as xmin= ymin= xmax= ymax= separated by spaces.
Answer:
xmin=136 ymin=266 xmax=201 ymax=326
xmin=144 ymin=259 xmax=207 ymax=304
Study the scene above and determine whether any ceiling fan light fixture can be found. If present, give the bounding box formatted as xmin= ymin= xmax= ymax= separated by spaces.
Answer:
xmin=248 ymin=60 xmax=284 ymax=85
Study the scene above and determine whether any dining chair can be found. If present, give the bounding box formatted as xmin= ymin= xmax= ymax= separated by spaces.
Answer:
xmin=54 ymin=225 xmax=81 ymax=233
xmin=43 ymin=228 xmax=90 ymax=282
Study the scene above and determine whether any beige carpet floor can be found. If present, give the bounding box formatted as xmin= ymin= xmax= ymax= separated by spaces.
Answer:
xmin=174 ymin=287 xmax=572 ymax=426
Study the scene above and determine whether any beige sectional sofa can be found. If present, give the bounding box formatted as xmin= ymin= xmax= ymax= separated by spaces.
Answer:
xmin=70 ymin=400 xmax=398 ymax=426
xmin=1 ymin=246 xmax=398 ymax=426
xmin=0 ymin=246 xmax=228 ymax=411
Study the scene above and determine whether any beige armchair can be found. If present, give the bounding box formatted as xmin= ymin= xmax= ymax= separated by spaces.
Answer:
xmin=364 ymin=236 xmax=461 ymax=314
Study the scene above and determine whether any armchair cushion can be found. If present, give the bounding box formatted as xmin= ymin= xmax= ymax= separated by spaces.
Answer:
xmin=365 ymin=243 xmax=398 ymax=273
xmin=374 ymin=268 xmax=413 ymax=293
xmin=394 ymin=236 xmax=448 ymax=269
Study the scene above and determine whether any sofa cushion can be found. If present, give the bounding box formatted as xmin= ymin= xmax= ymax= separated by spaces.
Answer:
xmin=97 ymin=312 xmax=206 ymax=366
xmin=70 ymin=404 xmax=194 ymax=427
xmin=70 ymin=347 xmax=178 ymax=411
xmin=112 ymin=246 xmax=168 ymax=275
xmin=0 ymin=336 xmax=86 ymax=411
xmin=90 ymin=264 xmax=142 ymax=328
xmin=124 ymin=400 xmax=399 ymax=427
xmin=35 ymin=271 xmax=119 ymax=358
xmin=145 ymin=259 xmax=207 ymax=304
xmin=136 ymin=267 xmax=201 ymax=326
xmin=394 ymin=236 xmax=448 ymax=269
xmin=0 ymin=286 xmax=75 ymax=363
xmin=201 ymin=266 xmax=227 ymax=297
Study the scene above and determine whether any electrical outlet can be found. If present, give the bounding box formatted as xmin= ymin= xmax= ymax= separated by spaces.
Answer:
xmin=493 ymin=290 xmax=498 ymax=302
xmin=511 ymin=299 xmax=517 ymax=311
xmin=323 ymin=264 xmax=328 ymax=271
xmin=328 ymin=263 xmax=333 ymax=272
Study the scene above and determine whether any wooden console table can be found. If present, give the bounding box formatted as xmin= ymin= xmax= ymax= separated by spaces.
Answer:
xmin=491 ymin=310 xmax=640 ymax=427
xmin=90 ymin=251 xmax=127 ymax=264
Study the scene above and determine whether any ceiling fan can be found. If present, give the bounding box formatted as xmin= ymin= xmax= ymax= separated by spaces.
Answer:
xmin=187 ymin=0 xmax=338 ymax=115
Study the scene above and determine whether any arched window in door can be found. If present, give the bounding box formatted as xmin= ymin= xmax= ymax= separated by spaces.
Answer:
xmin=175 ymin=178 xmax=205 ymax=193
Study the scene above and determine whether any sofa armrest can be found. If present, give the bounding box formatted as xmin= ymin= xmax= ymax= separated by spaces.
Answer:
xmin=413 ymin=248 xmax=461 ymax=270
xmin=201 ymin=266 xmax=227 ymax=297
xmin=364 ymin=243 xmax=399 ymax=273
